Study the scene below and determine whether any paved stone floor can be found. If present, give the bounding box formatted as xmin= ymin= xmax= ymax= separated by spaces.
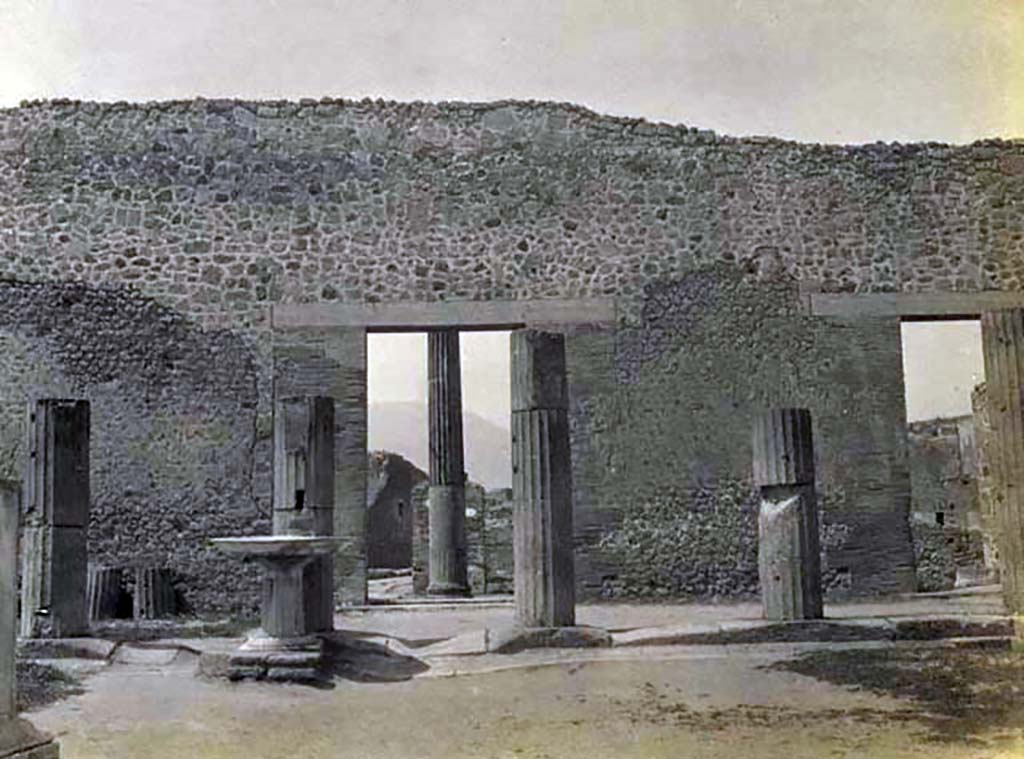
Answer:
xmin=22 ymin=589 xmax=1024 ymax=759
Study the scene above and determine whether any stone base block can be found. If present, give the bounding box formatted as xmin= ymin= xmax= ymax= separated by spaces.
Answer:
xmin=0 ymin=717 xmax=60 ymax=758
xmin=485 ymin=625 xmax=612 ymax=654
xmin=426 ymin=582 xmax=472 ymax=598
xmin=207 ymin=635 xmax=329 ymax=685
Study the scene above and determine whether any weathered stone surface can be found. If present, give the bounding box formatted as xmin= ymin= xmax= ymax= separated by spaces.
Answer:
xmin=0 ymin=718 xmax=60 ymax=759
xmin=980 ymin=308 xmax=1024 ymax=613
xmin=485 ymin=625 xmax=612 ymax=654
xmin=1 ymin=481 xmax=17 ymax=719
xmin=274 ymin=329 xmax=366 ymax=606
xmin=366 ymin=451 xmax=426 ymax=569
xmin=427 ymin=329 xmax=469 ymax=596
xmin=752 ymin=408 xmax=823 ymax=621
xmin=972 ymin=382 xmax=1003 ymax=578
xmin=20 ymin=400 xmax=90 ymax=639
xmin=4 ymin=98 xmax=1013 ymax=612
xmin=272 ymin=395 xmax=335 ymax=632
xmin=511 ymin=330 xmax=575 ymax=627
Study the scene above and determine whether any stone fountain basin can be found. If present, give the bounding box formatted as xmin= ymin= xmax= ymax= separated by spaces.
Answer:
xmin=210 ymin=536 xmax=342 ymax=557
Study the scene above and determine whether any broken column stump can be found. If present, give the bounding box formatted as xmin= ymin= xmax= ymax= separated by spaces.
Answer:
xmin=426 ymin=329 xmax=470 ymax=596
xmin=132 ymin=567 xmax=176 ymax=620
xmin=981 ymin=308 xmax=1024 ymax=613
xmin=273 ymin=396 xmax=336 ymax=632
xmin=86 ymin=566 xmax=126 ymax=622
xmin=2 ymin=481 xmax=61 ymax=758
xmin=488 ymin=330 xmax=610 ymax=653
xmin=752 ymin=407 xmax=824 ymax=621
xmin=20 ymin=399 xmax=90 ymax=639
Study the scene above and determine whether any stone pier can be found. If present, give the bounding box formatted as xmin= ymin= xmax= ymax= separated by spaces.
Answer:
xmin=20 ymin=399 xmax=90 ymax=639
xmin=511 ymin=330 xmax=575 ymax=628
xmin=981 ymin=308 xmax=1024 ymax=613
xmin=273 ymin=396 xmax=336 ymax=632
xmin=486 ymin=330 xmax=610 ymax=653
xmin=2 ymin=481 xmax=60 ymax=758
xmin=426 ymin=330 xmax=470 ymax=596
xmin=752 ymin=407 xmax=824 ymax=621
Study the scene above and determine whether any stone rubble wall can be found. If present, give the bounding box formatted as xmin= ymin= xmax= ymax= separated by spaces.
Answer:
xmin=1 ymin=98 xmax=1022 ymax=610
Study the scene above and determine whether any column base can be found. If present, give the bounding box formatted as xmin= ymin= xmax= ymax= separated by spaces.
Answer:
xmin=426 ymin=582 xmax=472 ymax=598
xmin=485 ymin=625 xmax=612 ymax=654
xmin=223 ymin=631 xmax=328 ymax=685
xmin=0 ymin=717 xmax=60 ymax=758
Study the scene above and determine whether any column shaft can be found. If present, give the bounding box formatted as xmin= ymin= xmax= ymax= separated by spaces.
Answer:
xmin=20 ymin=399 xmax=90 ymax=639
xmin=1 ymin=481 xmax=18 ymax=718
xmin=511 ymin=330 xmax=575 ymax=628
xmin=272 ymin=396 xmax=335 ymax=632
xmin=752 ymin=408 xmax=823 ymax=621
xmin=981 ymin=309 xmax=1024 ymax=612
xmin=427 ymin=330 xmax=469 ymax=595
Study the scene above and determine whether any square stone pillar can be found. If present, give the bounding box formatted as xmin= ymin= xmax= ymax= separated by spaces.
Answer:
xmin=752 ymin=408 xmax=824 ymax=621
xmin=426 ymin=329 xmax=470 ymax=596
xmin=273 ymin=327 xmax=367 ymax=605
xmin=2 ymin=480 xmax=60 ymax=758
xmin=273 ymin=396 xmax=335 ymax=633
xmin=981 ymin=308 xmax=1024 ymax=613
xmin=510 ymin=330 xmax=575 ymax=628
xmin=20 ymin=399 xmax=90 ymax=639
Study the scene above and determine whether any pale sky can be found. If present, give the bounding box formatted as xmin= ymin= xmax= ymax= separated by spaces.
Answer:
xmin=2 ymin=0 xmax=1016 ymax=426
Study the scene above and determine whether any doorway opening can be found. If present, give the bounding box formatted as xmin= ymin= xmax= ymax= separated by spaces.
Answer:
xmin=900 ymin=319 xmax=994 ymax=591
xmin=365 ymin=330 xmax=513 ymax=602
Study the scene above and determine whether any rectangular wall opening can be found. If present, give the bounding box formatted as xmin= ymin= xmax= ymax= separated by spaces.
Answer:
xmin=365 ymin=330 xmax=512 ymax=602
xmin=900 ymin=319 xmax=994 ymax=592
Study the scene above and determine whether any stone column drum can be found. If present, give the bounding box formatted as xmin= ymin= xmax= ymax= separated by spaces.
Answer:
xmin=981 ymin=308 xmax=1024 ymax=613
xmin=426 ymin=330 xmax=470 ymax=596
xmin=20 ymin=399 xmax=90 ymax=639
xmin=273 ymin=396 xmax=336 ymax=632
xmin=2 ymin=481 xmax=60 ymax=758
xmin=510 ymin=330 xmax=575 ymax=628
xmin=752 ymin=407 xmax=824 ymax=621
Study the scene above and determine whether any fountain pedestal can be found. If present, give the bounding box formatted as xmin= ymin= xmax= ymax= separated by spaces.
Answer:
xmin=211 ymin=536 xmax=342 ymax=683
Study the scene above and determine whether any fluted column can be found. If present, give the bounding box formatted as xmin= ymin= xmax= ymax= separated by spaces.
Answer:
xmin=427 ymin=330 xmax=469 ymax=596
xmin=20 ymin=399 xmax=90 ymax=639
xmin=511 ymin=330 xmax=575 ymax=628
xmin=981 ymin=308 xmax=1024 ymax=613
xmin=273 ymin=396 xmax=336 ymax=632
xmin=752 ymin=407 xmax=823 ymax=621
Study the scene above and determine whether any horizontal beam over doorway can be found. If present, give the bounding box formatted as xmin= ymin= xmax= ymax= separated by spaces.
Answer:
xmin=810 ymin=291 xmax=1024 ymax=320
xmin=272 ymin=298 xmax=617 ymax=332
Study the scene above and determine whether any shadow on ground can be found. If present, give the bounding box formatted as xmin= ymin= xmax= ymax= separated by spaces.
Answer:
xmin=766 ymin=645 xmax=1024 ymax=745
xmin=16 ymin=661 xmax=85 ymax=711
xmin=321 ymin=633 xmax=430 ymax=683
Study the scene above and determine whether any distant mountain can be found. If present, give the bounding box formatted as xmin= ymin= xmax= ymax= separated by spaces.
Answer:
xmin=368 ymin=401 xmax=511 ymax=489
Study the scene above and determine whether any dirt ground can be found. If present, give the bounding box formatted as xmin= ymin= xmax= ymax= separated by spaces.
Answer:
xmin=22 ymin=642 xmax=1024 ymax=759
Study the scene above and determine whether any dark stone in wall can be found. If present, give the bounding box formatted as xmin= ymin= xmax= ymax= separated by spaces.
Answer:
xmin=3 ymin=98 xmax=1018 ymax=609
xmin=0 ymin=280 xmax=267 ymax=616
xmin=569 ymin=266 xmax=915 ymax=600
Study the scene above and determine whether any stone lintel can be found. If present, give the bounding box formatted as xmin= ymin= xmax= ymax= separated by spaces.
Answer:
xmin=811 ymin=292 xmax=1024 ymax=319
xmin=272 ymin=298 xmax=616 ymax=331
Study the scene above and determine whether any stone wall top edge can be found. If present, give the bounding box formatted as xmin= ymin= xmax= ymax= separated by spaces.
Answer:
xmin=5 ymin=97 xmax=1022 ymax=151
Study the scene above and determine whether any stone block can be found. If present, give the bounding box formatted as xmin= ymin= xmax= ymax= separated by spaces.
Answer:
xmin=485 ymin=625 xmax=612 ymax=654
xmin=0 ymin=718 xmax=59 ymax=759
xmin=20 ymin=526 xmax=88 ymax=638
xmin=24 ymin=400 xmax=89 ymax=529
